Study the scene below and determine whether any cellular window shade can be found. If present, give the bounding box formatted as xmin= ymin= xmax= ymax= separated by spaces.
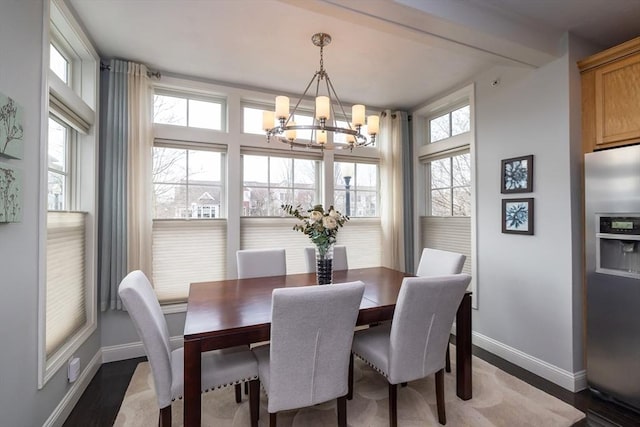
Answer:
xmin=152 ymin=220 xmax=227 ymax=303
xmin=420 ymin=216 xmax=471 ymax=275
xmin=240 ymin=218 xmax=310 ymax=274
xmin=239 ymin=217 xmax=382 ymax=273
xmin=336 ymin=218 xmax=382 ymax=269
xmin=46 ymin=211 xmax=87 ymax=357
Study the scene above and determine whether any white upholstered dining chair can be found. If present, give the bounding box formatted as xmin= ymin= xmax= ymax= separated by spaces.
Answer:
xmin=237 ymin=248 xmax=287 ymax=279
xmin=303 ymin=245 xmax=349 ymax=273
xmin=250 ymin=281 xmax=365 ymax=427
xmin=350 ymin=274 xmax=471 ymax=427
xmin=118 ymin=270 xmax=259 ymax=427
xmin=416 ymin=247 xmax=466 ymax=372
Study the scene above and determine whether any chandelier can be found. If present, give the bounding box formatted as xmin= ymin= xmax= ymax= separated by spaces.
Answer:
xmin=263 ymin=33 xmax=379 ymax=151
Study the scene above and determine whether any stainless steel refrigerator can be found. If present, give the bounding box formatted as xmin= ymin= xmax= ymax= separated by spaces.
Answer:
xmin=585 ymin=144 xmax=640 ymax=411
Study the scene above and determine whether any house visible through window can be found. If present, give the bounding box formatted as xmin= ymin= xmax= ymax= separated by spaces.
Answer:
xmin=242 ymin=153 xmax=319 ymax=216
xmin=152 ymin=146 xmax=224 ymax=219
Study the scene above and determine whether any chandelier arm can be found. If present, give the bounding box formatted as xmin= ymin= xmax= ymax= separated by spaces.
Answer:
xmin=287 ymin=71 xmax=322 ymax=126
xmin=325 ymin=72 xmax=356 ymax=132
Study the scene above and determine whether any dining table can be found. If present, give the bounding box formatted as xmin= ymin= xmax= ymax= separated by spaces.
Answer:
xmin=182 ymin=266 xmax=472 ymax=426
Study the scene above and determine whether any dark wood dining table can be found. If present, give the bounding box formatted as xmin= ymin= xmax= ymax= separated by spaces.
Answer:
xmin=183 ymin=267 xmax=472 ymax=426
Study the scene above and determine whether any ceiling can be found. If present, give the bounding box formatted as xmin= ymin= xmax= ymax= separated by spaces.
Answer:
xmin=67 ymin=0 xmax=640 ymax=110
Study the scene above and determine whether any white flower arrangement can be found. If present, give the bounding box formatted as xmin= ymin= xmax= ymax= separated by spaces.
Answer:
xmin=282 ymin=204 xmax=349 ymax=256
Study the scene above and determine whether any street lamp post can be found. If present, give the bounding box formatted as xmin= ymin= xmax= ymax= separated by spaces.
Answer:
xmin=344 ymin=175 xmax=352 ymax=216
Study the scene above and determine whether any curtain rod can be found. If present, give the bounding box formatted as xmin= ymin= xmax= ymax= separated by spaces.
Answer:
xmin=100 ymin=61 xmax=161 ymax=79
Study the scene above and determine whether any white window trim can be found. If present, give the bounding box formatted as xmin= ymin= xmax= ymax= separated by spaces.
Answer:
xmin=38 ymin=0 xmax=99 ymax=388
xmin=412 ymin=83 xmax=478 ymax=309
xmin=150 ymin=75 xmax=382 ymax=281
xmin=154 ymin=88 xmax=228 ymax=132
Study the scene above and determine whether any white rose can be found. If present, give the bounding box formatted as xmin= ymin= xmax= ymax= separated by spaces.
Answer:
xmin=323 ymin=216 xmax=338 ymax=229
xmin=329 ymin=209 xmax=339 ymax=218
xmin=309 ymin=210 xmax=323 ymax=223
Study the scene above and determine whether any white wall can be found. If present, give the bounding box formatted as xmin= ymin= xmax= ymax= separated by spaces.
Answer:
xmin=0 ymin=2 xmax=101 ymax=425
xmin=471 ymin=34 xmax=598 ymax=390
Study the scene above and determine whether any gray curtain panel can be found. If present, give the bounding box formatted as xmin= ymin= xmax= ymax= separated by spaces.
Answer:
xmin=399 ymin=112 xmax=414 ymax=274
xmin=98 ymin=59 xmax=129 ymax=311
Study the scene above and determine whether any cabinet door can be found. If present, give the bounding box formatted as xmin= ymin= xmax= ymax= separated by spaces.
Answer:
xmin=595 ymin=54 xmax=640 ymax=146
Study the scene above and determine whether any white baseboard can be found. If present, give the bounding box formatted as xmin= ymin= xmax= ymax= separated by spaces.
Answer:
xmin=101 ymin=335 xmax=184 ymax=363
xmin=471 ymin=331 xmax=586 ymax=392
xmin=42 ymin=349 xmax=102 ymax=427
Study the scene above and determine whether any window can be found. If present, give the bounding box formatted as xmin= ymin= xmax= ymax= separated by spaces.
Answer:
xmin=40 ymin=0 xmax=98 ymax=387
xmin=47 ymin=117 xmax=69 ymax=210
xmin=154 ymin=93 xmax=225 ymax=130
xmin=416 ymin=86 xmax=474 ymax=293
xmin=242 ymin=153 xmax=320 ymax=216
xmin=429 ymin=105 xmax=470 ymax=143
xmin=334 ymin=161 xmax=378 ymax=217
xmin=153 ymin=145 xmax=225 ymax=219
xmin=49 ymin=43 xmax=69 ymax=84
xmin=150 ymin=142 xmax=227 ymax=303
xmin=429 ymin=153 xmax=471 ymax=217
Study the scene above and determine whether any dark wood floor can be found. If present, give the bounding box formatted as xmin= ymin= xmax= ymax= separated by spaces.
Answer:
xmin=63 ymin=346 xmax=640 ymax=427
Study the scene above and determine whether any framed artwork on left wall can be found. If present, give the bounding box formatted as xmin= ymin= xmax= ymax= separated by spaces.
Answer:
xmin=0 ymin=92 xmax=24 ymax=160
xmin=0 ymin=162 xmax=22 ymax=223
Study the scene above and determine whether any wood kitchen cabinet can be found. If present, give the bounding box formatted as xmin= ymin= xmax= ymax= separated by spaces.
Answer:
xmin=579 ymin=37 xmax=640 ymax=153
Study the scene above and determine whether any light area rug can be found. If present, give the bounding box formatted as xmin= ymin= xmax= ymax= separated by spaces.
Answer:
xmin=115 ymin=347 xmax=585 ymax=427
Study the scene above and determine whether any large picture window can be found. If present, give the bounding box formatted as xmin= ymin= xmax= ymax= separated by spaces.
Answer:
xmin=333 ymin=161 xmax=378 ymax=217
xmin=242 ymin=153 xmax=320 ymax=216
xmin=153 ymin=145 xmax=225 ymax=219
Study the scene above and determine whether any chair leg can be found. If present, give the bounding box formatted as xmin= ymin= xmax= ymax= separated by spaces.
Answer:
xmin=436 ymin=368 xmax=446 ymax=425
xmin=269 ymin=412 xmax=277 ymax=427
xmin=158 ymin=405 xmax=171 ymax=427
xmin=348 ymin=352 xmax=354 ymax=400
xmin=401 ymin=382 xmax=408 ymax=387
xmin=249 ymin=379 xmax=260 ymax=427
xmin=235 ymin=383 xmax=242 ymax=403
xmin=337 ymin=395 xmax=347 ymax=427
xmin=388 ymin=383 xmax=398 ymax=427
xmin=445 ymin=343 xmax=451 ymax=373
xmin=245 ymin=381 xmax=249 ymax=395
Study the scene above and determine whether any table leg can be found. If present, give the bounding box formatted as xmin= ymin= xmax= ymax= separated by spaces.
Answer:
xmin=456 ymin=293 xmax=472 ymax=400
xmin=184 ymin=339 xmax=202 ymax=426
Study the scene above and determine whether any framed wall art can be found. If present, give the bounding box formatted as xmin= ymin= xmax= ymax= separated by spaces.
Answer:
xmin=501 ymin=154 xmax=533 ymax=193
xmin=0 ymin=162 xmax=22 ymax=223
xmin=502 ymin=198 xmax=534 ymax=235
xmin=0 ymin=92 xmax=24 ymax=160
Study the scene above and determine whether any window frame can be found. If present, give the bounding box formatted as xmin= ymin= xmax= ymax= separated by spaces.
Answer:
xmin=38 ymin=0 xmax=99 ymax=388
xmin=333 ymin=158 xmax=380 ymax=218
xmin=241 ymin=150 xmax=323 ymax=217
xmin=425 ymin=150 xmax=471 ymax=217
xmin=427 ymin=103 xmax=470 ymax=144
xmin=413 ymin=83 xmax=477 ymax=308
xmin=153 ymin=89 xmax=227 ymax=132
xmin=47 ymin=115 xmax=72 ymax=210
xmin=152 ymin=139 xmax=227 ymax=219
